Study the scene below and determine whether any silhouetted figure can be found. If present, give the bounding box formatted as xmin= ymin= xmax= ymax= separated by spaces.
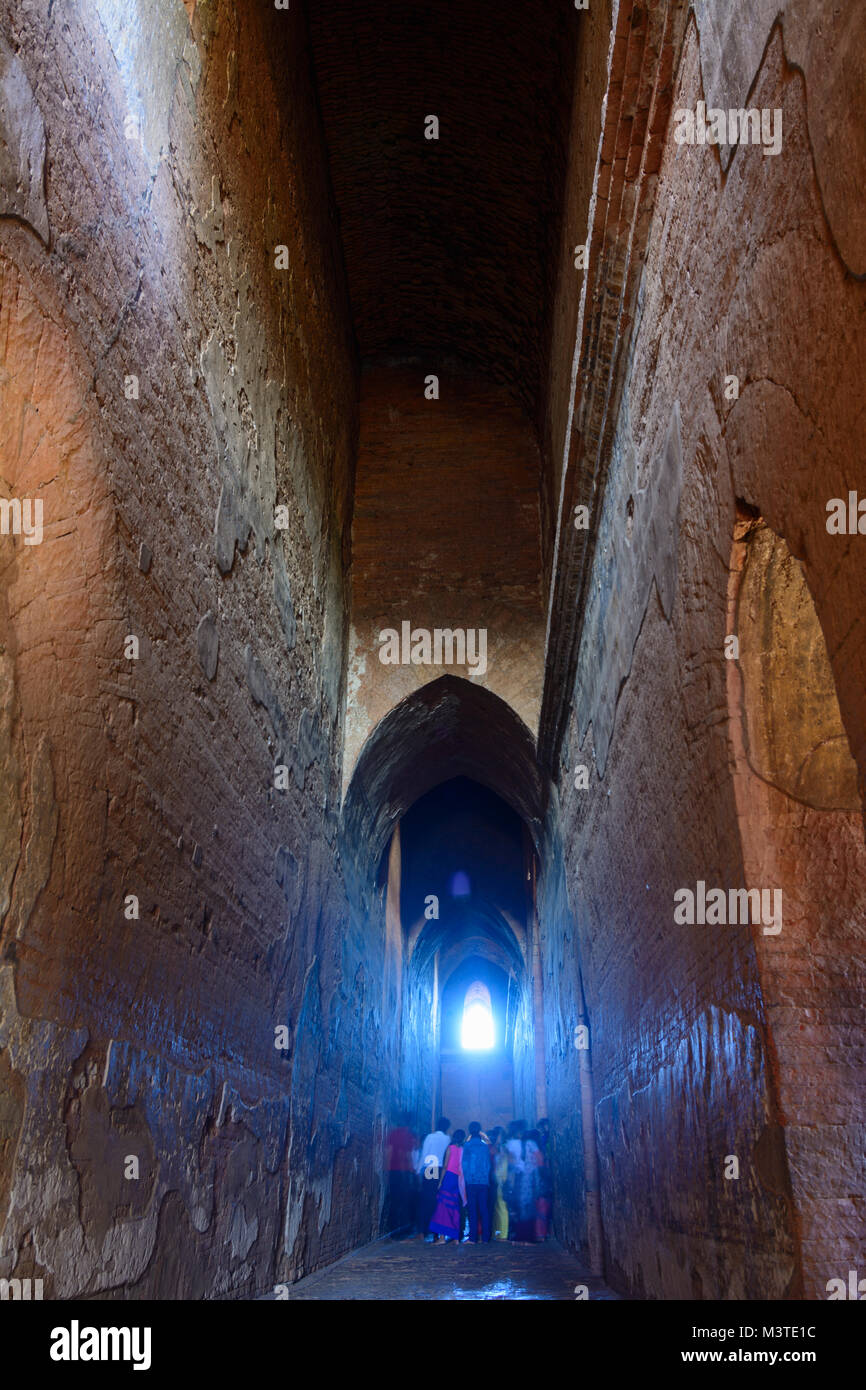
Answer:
xmin=538 ymin=1117 xmax=550 ymax=1156
xmin=385 ymin=1111 xmax=416 ymax=1240
xmin=461 ymin=1121 xmax=492 ymax=1242
xmin=417 ymin=1116 xmax=451 ymax=1239
xmin=525 ymin=1127 xmax=551 ymax=1241
xmin=537 ymin=1118 xmax=553 ymax=1230
xmin=504 ymin=1120 xmax=527 ymax=1237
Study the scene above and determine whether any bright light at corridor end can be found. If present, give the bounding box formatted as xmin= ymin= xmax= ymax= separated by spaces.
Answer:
xmin=461 ymin=985 xmax=494 ymax=1050
xmin=462 ymin=1001 xmax=494 ymax=1049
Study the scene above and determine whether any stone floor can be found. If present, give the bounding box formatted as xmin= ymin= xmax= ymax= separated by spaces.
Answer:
xmin=281 ymin=1235 xmax=620 ymax=1300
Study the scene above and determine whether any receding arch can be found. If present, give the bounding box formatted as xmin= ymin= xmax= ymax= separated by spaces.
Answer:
xmin=340 ymin=675 xmax=546 ymax=901
xmin=340 ymin=677 xmax=551 ymax=1143
xmin=412 ymin=898 xmax=527 ymax=979
xmin=338 ymin=671 xmax=601 ymax=1258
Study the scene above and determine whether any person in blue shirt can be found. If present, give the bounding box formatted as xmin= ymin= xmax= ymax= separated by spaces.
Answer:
xmin=460 ymin=1121 xmax=492 ymax=1243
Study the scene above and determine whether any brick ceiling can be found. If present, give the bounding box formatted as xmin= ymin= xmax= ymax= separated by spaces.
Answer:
xmin=306 ymin=0 xmax=576 ymax=419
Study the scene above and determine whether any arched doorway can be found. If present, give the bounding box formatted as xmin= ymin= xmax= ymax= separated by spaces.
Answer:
xmin=339 ymin=678 xmax=589 ymax=1189
xmin=397 ymin=773 xmax=534 ymax=1132
xmin=441 ymin=959 xmax=512 ymax=1128
xmin=341 ymin=676 xmax=544 ymax=1121
xmin=340 ymin=674 xmax=601 ymax=1260
xmin=460 ymin=979 xmax=495 ymax=1051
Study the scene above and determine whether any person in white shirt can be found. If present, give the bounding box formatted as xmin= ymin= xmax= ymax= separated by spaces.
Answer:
xmin=417 ymin=1117 xmax=451 ymax=1239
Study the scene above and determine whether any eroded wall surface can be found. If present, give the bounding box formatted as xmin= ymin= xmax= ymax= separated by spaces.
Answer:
xmin=0 ymin=0 xmax=396 ymax=1297
xmin=544 ymin=5 xmax=866 ymax=1299
xmin=729 ymin=520 xmax=866 ymax=1299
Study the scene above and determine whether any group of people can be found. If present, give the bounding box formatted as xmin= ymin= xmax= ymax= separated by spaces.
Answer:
xmin=385 ymin=1115 xmax=553 ymax=1244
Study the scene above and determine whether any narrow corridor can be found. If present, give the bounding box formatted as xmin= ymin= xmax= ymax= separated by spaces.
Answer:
xmin=0 ymin=0 xmax=863 ymax=1314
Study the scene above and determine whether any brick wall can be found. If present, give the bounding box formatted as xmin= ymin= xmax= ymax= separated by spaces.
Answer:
xmin=0 ymin=0 xmax=391 ymax=1297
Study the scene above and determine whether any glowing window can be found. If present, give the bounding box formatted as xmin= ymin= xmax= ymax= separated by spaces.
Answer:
xmin=461 ymin=981 xmax=494 ymax=1050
